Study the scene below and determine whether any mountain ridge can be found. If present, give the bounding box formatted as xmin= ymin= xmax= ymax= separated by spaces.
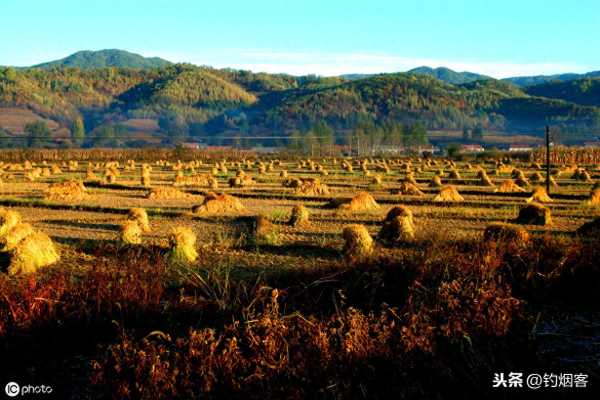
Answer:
xmin=33 ymin=49 xmax=172 ymax=70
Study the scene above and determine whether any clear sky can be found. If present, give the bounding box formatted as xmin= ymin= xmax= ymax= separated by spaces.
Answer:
xmin=2 ymin=0 xmax=599 ymax=78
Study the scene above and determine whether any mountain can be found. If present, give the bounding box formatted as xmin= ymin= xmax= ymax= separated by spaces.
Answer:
xmin=32 ymin=49 xmax=172 ymax=70
xmin=504 ymin=71 xmax=600 ymax=87
xmin=1 ymin=61 xmax=600 ymax=147
xmin=407 ymin=66 xmax=492 ymax=85
xmin=524 ymin=78 xmax=600 ymax=107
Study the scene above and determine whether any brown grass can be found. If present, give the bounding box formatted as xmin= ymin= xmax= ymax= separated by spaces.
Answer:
xmin=483 ymin=223 xmax=529 ymax=245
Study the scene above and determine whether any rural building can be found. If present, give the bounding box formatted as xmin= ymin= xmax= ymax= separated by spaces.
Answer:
xmin=460 ymin=144 xmax=485 ymax=153
xmin=508 ymin=145 xmax=534 ymax=152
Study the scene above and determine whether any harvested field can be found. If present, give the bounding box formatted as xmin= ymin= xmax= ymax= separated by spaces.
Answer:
xmin=0 ymin=152 xmax=599 ymax=399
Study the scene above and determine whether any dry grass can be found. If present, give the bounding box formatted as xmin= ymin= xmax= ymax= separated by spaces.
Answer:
xmin=483 ymin=223 xmax=529 ymax=245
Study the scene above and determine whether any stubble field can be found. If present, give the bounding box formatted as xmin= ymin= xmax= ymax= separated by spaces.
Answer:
xmin=0 ymin=151 xmax=599 ymax=399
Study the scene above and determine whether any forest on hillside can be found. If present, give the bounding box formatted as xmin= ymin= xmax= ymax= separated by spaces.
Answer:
xmin=1 ymin=63 xmax=600 ymax=148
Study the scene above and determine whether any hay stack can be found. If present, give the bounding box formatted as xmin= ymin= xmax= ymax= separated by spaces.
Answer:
xmin=6 ymin=231 xmax=59 ymax=275
xmin=295 ymin=179 xmax=330 ymax=196
xmin=192 ymin=192 xmax=245 ymax=214
xmin=288 ymin=205 xmax=309 ymax=227
xmin=128 ymin=208 xmax=150 ymax=232
xmin=235 ymin=215 xmax=276 ymax=243
xmin=167 ymin=227 xmax=198 ymax=265
xmin=147 ymin=187 xmax=190 ymax=200
xmin=377 ymin=206 xmax=415 ymax=246
xmin=342 ymin=224 xmax=373 ymax=259
xmin=527 ymin=186 xmax=552 ymax=203
xmin=495 ymin=179 xmax=526 ymax=193
xmin=398 ymin=182 xmax=424 ymax=196
xmin=433 ymin=185 xmax=464 ymax=202
xmin=429 ymin=175 xmax=442 ymax=188
xmin=449 ymin=169 xmax=461 ymax=179
xmin=208 ymin=177 xmax=219 ymax=190
xmin=572 ymin=168 xmax=592 ymax=181
xmin=477 ymin=169 xmax=495 ymax=186
xmin=402 ymin=173 xmax=418 ymax=185
xmin=516 ymin=202 xmax=552 ymax=225
xmin=45 ymin=181 xmax=87 ymax=202
xmin=229 ymin=177 xmax=243 ymax=188
xmin=530 ymin=171 xmax=544 ymax=182
xmin=584 ymin=187 xmax=600 ymax=206
xmin=120 ymin=220 xmax=142 ymax=245
xmin=1 ymin=223 xmax=35 ymax=251
xmin=0 ymin=208 xmax=21 ymax=237
xmin=515 ymin=175 xmax=530 ymax=188
xmin=484 ymin=223 xmax=529 ymax=245
xmin=338 ymin=192 xmax=380 ymax=213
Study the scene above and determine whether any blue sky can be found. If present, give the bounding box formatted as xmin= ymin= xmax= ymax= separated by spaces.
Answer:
xmin=2 ymin=0 xmax=599 ymax=77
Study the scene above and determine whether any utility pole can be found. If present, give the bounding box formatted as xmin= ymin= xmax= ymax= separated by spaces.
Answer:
xmin=545 ymin=125 xmax=551 ymax=194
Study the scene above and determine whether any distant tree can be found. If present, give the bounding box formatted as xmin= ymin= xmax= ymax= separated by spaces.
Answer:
xmin=446 ymin=143 xmax=461 ymax=158
xmin=71 ymin=117 xmax=85 ymax=146
xmin=405 ymin=122 xmax=428 ymax=149
xmin=314 ymin=121 xmax=334 ymax=154
xmin=472 ymin=123 xmax=484 ymax=142
xmin=462 ymin=126 xmax=470 ymax=141
xmin=0 ymin=127 xmax=16 ymax=148
xmin=287 ymin=130 xmax=302 ymax=152
xmin=87 ymin=124 xmax=125 ymax=147
xmin=25 ymin=121 xmax=52 ymax=148
xmin=158 ymin=111 xmax=189 ymax=142
xmin=305 ymin=130 xmax=318 ymax=157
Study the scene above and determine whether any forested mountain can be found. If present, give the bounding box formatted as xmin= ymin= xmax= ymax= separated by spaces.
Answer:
xmin=407 ymin=66 xmax=491 ymax=84
xmin=1 ymin=58 xmax=600 ymax=148
xmin=33 ymin=50 xmax=171 ymax=70
xmin=524 ymin=78 xmax=600 ymax=107
xmin=504 ymin=70 xmax=600 ymax=87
